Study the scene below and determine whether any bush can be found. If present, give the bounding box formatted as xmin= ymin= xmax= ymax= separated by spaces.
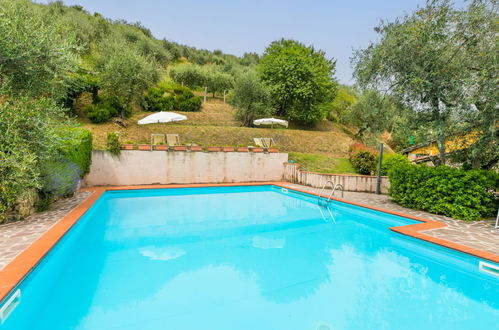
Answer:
xmin=389 ymin=165 xmax=499 ymax=221
xmin=174 ymin=90 xmax=202 ymax=111
xmin=57 ymin=127 xmax=93 ymax=176
xmin=348 ymin=143 xmax=377 ymax=175
xmin=85 ymin=103 xmax=112 ymax=123
xmin=141 ymin=87 xmax=174 ymax=111
xmin=381 ymin=153 xmax=410 ymax=176
xmin=107 ymin=132 xmax=121 ymax=156
xmin=350 ymin=151 xmax=377 ymax=175
xmin=39 ymin=159 xmax=81 ymax=201
xmin=85 ymin=95 xmax=130 ymax=123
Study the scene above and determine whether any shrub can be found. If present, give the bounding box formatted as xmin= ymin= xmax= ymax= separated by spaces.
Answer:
xmin=85 ymin=103 xmax=112 ymax=123
xmin=57 ymin=127 xmax=93 ymax=176
xmin=85 ymin=95 xmax=130 ymax=123
xmin=348 ymin=143 xmax=377 ymax=175
xmin=174 ymin=90 xmax=202 ymax=111
xmin=350 ymin=151 xmax=377 ymax=175
xmin=107 ymin=132 xmax=121 ymax=156
xmin=381 ymin=153 xmax=410 ymax=176
xmin=39 ymin=159 xmax=81 ymax=201
xmin=142 ymin=87 xmax=174 ymax=111
xmin=389 ymin=165 xmax=499 ymax=221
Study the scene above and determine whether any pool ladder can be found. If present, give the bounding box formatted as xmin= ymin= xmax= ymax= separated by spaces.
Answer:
xmin=318 ymin=180 xmax=344 ymax=204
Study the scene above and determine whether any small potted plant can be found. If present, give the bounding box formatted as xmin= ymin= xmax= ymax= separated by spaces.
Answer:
xmin=154 ymin=143 xmax=168 ymax=151
xmin=190 ymin=145 xmax=203 ymax=152
xmin=267 ymin=146 xmax=279 ymax=153
xmin=121 ymin=141 xmax=135 ymax=150
xmin=251 ymin=146 xmax=264 ymax=153
xmin=222 ymin=146 xmax=235 ymax=152
xmin=208 ymin=146 xmax=222 ymax=152
xmin=138 ymin=144 xmax=152 ymax=151
xmin=237 ymin=145 xmax=249 ymax=152
xmin=173 ymin=145 xmax=187 ymax=151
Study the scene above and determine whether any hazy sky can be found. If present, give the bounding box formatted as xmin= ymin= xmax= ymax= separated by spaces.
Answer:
xmin=38 ymin=0 xmax=465 ymax=84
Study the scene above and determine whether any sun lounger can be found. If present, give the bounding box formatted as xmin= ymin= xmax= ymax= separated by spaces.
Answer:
xmin=166 ymin=134 xmax=180 ymax=146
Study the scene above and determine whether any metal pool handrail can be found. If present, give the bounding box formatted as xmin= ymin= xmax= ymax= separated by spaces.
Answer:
xmin=318 ymin=180 xmax=335 ymax=203
xmin=332 ymin=183 xmax=344 ymax=199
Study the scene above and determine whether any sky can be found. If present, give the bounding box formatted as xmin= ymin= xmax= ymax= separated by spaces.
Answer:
xmin=37 ymin=0 xmax=462 ymax=84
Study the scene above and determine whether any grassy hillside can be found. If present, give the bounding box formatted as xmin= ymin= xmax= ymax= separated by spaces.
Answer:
xmin=79 ymin=94 xmax=364 ymax=173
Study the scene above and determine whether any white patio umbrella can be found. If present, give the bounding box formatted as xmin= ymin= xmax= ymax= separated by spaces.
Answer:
xmin=253 ymin=117 xmax=289 ymax=128
xmin=138 ymin=112 xmax=187 ymax=125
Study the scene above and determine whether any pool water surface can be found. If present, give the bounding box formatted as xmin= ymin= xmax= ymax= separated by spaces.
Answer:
xmin=0 ymin=185 xmax=498 ymax=329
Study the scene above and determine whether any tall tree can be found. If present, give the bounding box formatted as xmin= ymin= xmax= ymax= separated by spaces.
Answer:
xmin=230 ymin=71 xmax=273 ymax=127
xmin=353 ymin=0 xmax=498 ymax=168
xmin=258 ymin=39 xmax=338 ymax=125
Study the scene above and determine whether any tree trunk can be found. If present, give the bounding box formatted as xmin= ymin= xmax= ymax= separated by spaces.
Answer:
xmin=203 ymin=87 xmax=207 ymax=103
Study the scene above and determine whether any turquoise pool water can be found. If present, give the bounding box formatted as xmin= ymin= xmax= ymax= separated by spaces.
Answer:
xmin=0 ymin=185 xmax=498 ymax=329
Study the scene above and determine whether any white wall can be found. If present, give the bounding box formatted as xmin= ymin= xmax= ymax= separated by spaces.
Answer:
xmin=84 ymin=150 xmax=288 ymax=186
xmin=283 ymin=163 xmax=390 ymax=193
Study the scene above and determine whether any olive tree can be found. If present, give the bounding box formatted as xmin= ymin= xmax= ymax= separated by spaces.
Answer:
xmin=230 ymin=71 xmax=273 ymax=127
xmin=353 ymin=0 xmax=498 ymax=167
xmin=0 ymin=0 xmax=78 ymax=97
xmin=97 ymin=37 xmax=161 ymax=117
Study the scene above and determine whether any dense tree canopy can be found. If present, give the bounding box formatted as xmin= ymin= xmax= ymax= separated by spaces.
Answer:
xmin=0 ymin=0 xmax=78 ymax=98
xmin=258 ymin=39 xmax=338 ymax=125
xmin=353 ymin=0 xmax=498 ymax=168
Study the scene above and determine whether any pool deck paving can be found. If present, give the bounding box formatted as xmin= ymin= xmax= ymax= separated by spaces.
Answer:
xmin=0 ymin=182 xmax=497 ymax=297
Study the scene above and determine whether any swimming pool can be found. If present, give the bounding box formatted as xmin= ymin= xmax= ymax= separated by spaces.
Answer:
xmin=0 ymin=185 xmax=498 ymax=329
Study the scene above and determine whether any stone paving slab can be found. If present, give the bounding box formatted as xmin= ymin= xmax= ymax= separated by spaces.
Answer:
xmin=283 ymin=183 xmax=499 ymax=255
xmin=0 ymin=191 xmax=92 ymax=270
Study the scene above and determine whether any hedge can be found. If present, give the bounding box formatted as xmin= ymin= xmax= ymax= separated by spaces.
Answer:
xmin=389 ymin=164 xmax=499 ymax=221
xmin=57 ymin=127 xmax=93 ymax=177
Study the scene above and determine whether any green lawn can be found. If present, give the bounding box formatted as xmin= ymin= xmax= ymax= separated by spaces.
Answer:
xmin=288 ymin=152 xmax=356 ymax=174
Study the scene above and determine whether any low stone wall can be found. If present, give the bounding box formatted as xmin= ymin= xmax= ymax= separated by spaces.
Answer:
xmin=84 ymin=150 xmax=288 ymax=186
xmin=283 ymin=163 xmax=390 ymax=193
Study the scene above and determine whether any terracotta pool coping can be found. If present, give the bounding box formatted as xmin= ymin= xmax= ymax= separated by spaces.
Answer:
xmin=1 ymin=182 xmax=498 ymax=304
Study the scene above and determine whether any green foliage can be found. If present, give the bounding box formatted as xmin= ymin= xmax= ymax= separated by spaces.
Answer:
xmin=353 ymin=0 xmax=498 ymax=168
xmin=347 ymin=90 xmax=397 ymax=138
xmin=258 ymin=39 xmax=338 ymax=125
xmin=329 ymin=85 xmax=358 ymax=122
xmin=85 ymin=95 xmax=131 ymax=123
xmin=173 ymin=89 xmax=202 ymax=111
xmin=203 ymin=65 xmax=234 ymax=96
xmin=0 ymin=0 xmax=78 ymax=98
xmin=288 ymin=152 xmax=355 ymax=174
xmin=389 ymin=165 xmax=499 ymax=221
xmin=142 ymin=87 xmax=174 ymax=111
xmin=350 ymin=151 xmax=377 ymax=175
xmin=381 ymin=153 xmax=410 ymax=176
xmin=229 ymin=71 xmax=273 ymax=127
xmin=169 ymin=64 xmax=206 ymax=89
xmin=142 ymin=83 xmax=201 ymax=111
xmin=97 ymin=36 xmax=161 ymax=116
xmin=85 ymin=103 xmax=114 ymax=123
xmin=107 ymin=132 xmax=121 ymax=156
xmin=39 ymin=159 xmax=81 ymax=202
xmin=0 ymin=97 xmax=65 ymax=221
xmin=57 ymin=127 xmax=93 ymax=176
xmin=60 ymin=72 xmax=99 ymax=111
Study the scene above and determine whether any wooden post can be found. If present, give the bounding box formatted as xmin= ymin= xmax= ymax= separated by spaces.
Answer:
xmin=204 ymin=86 xmax=207 ymax=103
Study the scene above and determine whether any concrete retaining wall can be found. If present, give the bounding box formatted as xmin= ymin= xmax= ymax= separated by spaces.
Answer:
xmin=84 ymin=150 xmax=288 ymax=186
xmin=283 ymin=163 xmax=390 ymax=193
